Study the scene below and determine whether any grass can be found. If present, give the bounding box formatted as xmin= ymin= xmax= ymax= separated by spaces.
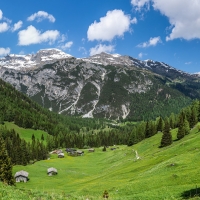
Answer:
xmin=1 ymin=123 xmax=200 ymax=199
xmin=0 ymin=122 xmax=49 ymax=144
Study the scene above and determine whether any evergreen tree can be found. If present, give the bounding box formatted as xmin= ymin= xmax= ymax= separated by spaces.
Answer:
xmin=183 ymin=118 xmax=190 ymax=135
xmin=177 ymin=113 xmax=185 ymax=140
xmin=157 ymin=116 xmax=163 ymax=132
xmin=41 ymin=134 xmax=44 ymax=141
xmin=190 ymin=107 xmax=198 ymax=128
xmin=145 ymin=121 xmax=151 ymax=138
xmin=0 ymin=136 xmax=15 ymax=185
xmin=160 ymin=119 xmax=172 ymax=147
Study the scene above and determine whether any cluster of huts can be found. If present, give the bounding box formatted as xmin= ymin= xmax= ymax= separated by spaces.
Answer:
xmin=14 ymin=167 xmax=58 ymax=182
xmin=14 ymin=148 xmax=96 ymax=183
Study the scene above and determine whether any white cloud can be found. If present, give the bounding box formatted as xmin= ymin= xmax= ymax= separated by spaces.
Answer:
xmin=27 ymin=11 xmax=55 ymax=23
xmin=131 ymin=17 xmax=137 ymax=24
xmin=89 ymin=44 xmax=115 ymax=56
xmin=87 ymin=10 xmax=132 ymax=41
xmin=185 ymin=62 xmax=192 ymax=65
xmin=131 ymin=0 xmax=200 ymax=41
xmin=0 ymin=47 xmax=10 ymax=56
xmin=137 ymin=36 xmax=161 ymax=47
xmin=151 ymin=0 xmax=200 ymax=41
xmin=0 ymin=10 xmax=3 ymax=20
xmin=18 ymin=25 xmax=60 ymax=45
xmin=0 ymin=22 xmax=9 ymax=32
xmin=138 ymin=52 xmax=143 ymax=58
xmin=58 ymin=34 xmax=67 ymax=43
xmin=59 ymin=41 xmax=73 ymax=50
xmin=131 ymin=0 xmax=150 ymax=10
xmin=12 ymin=21 xmax=23 ymax=32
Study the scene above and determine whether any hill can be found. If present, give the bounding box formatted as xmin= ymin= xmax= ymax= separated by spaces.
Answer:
xmin=0 ymin=123 xmax=199 ymax=199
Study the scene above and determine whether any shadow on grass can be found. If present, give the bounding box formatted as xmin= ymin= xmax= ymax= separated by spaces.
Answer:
xmin=181 ymin=186 xmax=200 ymax=199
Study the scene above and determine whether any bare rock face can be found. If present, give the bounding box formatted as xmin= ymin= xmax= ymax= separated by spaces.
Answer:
xmin=0 ymin=49 xmax=199 ymax=120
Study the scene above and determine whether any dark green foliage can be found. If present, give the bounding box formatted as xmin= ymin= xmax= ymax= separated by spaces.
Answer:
xmin=102 ymin=146 xmax=106 ymax=151
xmin=127 ymin=137 xmax=134 ymax=146
xmin=160 ymin=119 xmax=172 ymax=147
xmin=0 ymin=127 xmax=48 ymax=165
xmin=103 ymin=190 xmax=109 ymax=199
xmin=157 ymin=116 xmax=163 ymax=132
xmin=0 ymin=136 xmax=15 ymax=185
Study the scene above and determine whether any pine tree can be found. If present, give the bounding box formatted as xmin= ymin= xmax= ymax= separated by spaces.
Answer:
xmin=183 ymin=118 xmax=190 ymax=135
xmin=145 ymin=121 xmax=151 ymax=138
xmin=177 ymin=113 xmax=185 ymax=140
xmin=41 ymin=134 xmax=44 ymax=141
xmin=160 ymin=119 xmax=172 ymax=147
xmin=0 ymin=136 xmax=15 ymax=185
xmin=157 ymin=116 xmax=163 ymax=132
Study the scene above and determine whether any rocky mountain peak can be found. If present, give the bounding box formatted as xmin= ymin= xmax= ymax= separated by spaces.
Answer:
xmin=0 ymin=48 xmax=72 ymax=70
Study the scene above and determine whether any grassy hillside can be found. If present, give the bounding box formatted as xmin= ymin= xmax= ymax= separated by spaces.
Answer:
xmin=1 ymin=122 xmax=49 ymax=144
xmin=1 ymin=123 xmax=198 ymax=199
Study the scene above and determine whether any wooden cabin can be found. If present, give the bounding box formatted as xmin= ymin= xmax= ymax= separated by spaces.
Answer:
xmin=47 ymin=167 xmax=57 ymax=176
xmin=88 ymin=148 xmax=95 ymax=152
xmin=58 ymin=152 xmax=64 ymax=158
xmin=76 ymin=150 xmax=84 ymax=156
xmin=14 ymin=170 xmax=29 ymax=182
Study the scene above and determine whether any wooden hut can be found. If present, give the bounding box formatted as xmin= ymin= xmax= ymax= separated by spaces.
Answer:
xmin=76 ymin=150 xmax=84 ymax=156
xmin=58 ymin=152 xmax=64 ymax=158
xmin=14 ymin=170 xmax=29 ymax=182
xmin=47 ymin=167 xmax=57 ymax=176
xmin=88 ymin=148 xmax=95 ymax=152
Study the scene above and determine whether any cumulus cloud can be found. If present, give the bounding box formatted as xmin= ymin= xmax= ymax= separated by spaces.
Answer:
xmin=131 ymin=0 xmax=150 ymax=10
xmin=131 ymin=0 xmax=200 ymax=41
xmin=27 ymin=11 xmax=55 ymax=23
xmin=151 ymin=0 xmax=200 ymax=41
xmin=0 ymin=22 xmax=9 ymax=32
xmin=89 ymin=44 xmax=115 ymax=56
xmin=87 ymin=10 xmax=133 ymax=41
xmin=0 ymin=47 xmax=10 ymax=56
xmin=0 ymin=10 xmax=3 ymax=20
xmin=137 ymin=36 xmax=161 ymax=47
xmin=12 ymin=21 xmax=23 ymax=32
xmin=18 ymin=25 xmax=60 ymax=45
xmin=59 ymin=41 xmax=73 ymax=50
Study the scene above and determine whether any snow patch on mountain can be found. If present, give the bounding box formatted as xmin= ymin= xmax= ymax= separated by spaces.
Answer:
xmin=0 ymin=48 xmax=72 ymax=70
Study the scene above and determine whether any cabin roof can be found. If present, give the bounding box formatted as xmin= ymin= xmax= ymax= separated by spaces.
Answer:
xmin=14 ymin=170 xmax=29 ymax=178
xmin=47 ymin=167 xmax=57 ymax=173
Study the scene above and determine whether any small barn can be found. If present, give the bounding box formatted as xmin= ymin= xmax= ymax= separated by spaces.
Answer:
xmin=76 ymin=150 xmax=84 ymax=156
xmin=88 ymin=148 xmax=95 ymax=152
xmin=47 ymin=167 xmax=57 ymax=176
xmin=14 ymin=170 xmax=29 ymax=182
xmin=58 ymin=153 xmax=64 ymax=158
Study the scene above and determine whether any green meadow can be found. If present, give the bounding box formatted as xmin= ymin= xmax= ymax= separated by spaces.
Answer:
xmin=3 ymin=122 xmax=200 ymax=200
xmin=1 ymin=123 xmax=200 ymax=199
xmin=1 ymin=122 xmax=49 ymax=144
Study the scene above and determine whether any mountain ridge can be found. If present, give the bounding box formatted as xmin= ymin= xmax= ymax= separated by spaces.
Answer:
xmin=0 ymin=49 xmax=199 ymax=120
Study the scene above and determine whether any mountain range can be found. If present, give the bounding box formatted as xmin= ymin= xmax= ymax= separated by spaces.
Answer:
xmin=0 ymin=49 xmax=200 ymax=120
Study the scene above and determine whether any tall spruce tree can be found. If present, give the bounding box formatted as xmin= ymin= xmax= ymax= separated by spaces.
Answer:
xmin=177 ymin=113 xmax=185 ymax=140
xmin=157 ymin=116 xmax=163 ymax=132
xmin=160 ymin=119 xmax=172 ymax=147
xmin=0 ymin=136 xmax=15 ymax=185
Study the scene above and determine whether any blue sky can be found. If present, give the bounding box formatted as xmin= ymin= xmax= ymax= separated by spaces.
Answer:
xmin=0 ymin=0 xmax=200 ymax=73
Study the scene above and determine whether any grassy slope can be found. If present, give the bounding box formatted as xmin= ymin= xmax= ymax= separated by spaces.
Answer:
xmin=1 ymin=122 xmax=49 ymax=144
xmin=1 ymin=123 xmax=200 ymax=199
